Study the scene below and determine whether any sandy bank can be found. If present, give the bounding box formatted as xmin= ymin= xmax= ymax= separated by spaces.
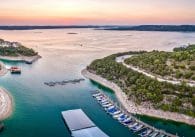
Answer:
xmin=82 ymin=69 xmax=195 ymax=126
xmin=0 ymin=55 xmax=41 ymax=64
xmin=0 ymin=87 xmax=13 ymax=120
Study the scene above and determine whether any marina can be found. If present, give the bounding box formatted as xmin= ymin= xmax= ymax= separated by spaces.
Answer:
xmin=61 ymin=109 xmax=109 ymax=137
xmin=92 ymin=90 xmax=178 ymax=137
xmin=44 ymin=78 xmax=85 ymax=87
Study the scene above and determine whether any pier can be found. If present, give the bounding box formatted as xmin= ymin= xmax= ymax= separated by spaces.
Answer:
xmin=92 ymin=90 xmax=178 ymax=137
xmin=61 ymin=109 xmax=109 ymax=137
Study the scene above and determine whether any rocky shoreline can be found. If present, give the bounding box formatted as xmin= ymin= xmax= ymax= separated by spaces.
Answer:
xmin=82 ymin=69 xmax=195 ymax=126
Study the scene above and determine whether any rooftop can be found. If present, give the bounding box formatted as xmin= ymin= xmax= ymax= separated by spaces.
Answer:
xmin=61 ymin=109 xmax=109 ymax=137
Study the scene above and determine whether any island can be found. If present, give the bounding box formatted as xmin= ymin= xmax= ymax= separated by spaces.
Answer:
xmin=82 ymin=45 xmax=195 ymax=126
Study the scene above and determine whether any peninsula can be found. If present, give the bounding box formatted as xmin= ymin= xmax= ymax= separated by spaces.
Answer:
xmin=0 ymin=38 xmax=41 ymax=64
xmin=82 ymin=45 xmax=195 ymax=126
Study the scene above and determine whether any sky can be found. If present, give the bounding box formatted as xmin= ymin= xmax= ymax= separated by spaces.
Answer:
xmin=0 ymin=0 xmax=194 ymax=25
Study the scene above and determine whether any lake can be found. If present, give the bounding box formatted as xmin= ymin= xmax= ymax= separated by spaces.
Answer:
xmin=0 ymin=29 xmax=195 ymax=137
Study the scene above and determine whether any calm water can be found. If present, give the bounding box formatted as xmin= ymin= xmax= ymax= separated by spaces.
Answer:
xmin=0 ymin=29 xmax=195 ymax=137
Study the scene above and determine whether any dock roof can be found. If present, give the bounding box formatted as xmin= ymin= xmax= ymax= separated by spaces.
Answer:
xmin=62 ymin=109 xmax=95 ymax=131
xmin=61 ymin=109 xmax=109 ymax=137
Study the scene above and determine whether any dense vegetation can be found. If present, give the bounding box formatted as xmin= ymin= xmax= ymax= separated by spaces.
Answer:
xmin=0 ymin=39 xmax=37 ymax=56
xmin=0 ymin=46 xmax=37 ymax=56
xmin=87 ymin=52 xmax=195 ymax=117
xmin=125 ymin=45 xmax=195 ymax=81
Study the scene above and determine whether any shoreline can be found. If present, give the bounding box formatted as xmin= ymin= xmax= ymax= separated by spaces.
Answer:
xmin=81 ymin=69 xmax=195 ymax=126
xmin=0 ymin=55 xmax=41 ymax=64
xmin=0 ymin=87 xmax=13 ymax=121
xmin=0 ymin=61 xmax=8 ymax=76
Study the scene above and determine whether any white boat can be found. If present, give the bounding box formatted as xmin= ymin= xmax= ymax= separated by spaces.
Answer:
xmin=100 ymin=99 xmax=108 ymax=103
xmin=113 ymin=113 xmax=123 ymax=119
xmin=128 ymin=122 xmax=138 ymax=128
xmin=110 ymin=110 xmax=121 ymax=115
xmin=92 ymin=93 xmax=102 ymax=97
xmin=102 ymin=103 xmax=113 ymax=108
xmin=101 ymin=101 xmax=110 ymax=105
xmin=117 ymin=114 xmax=129 ymax=121
xmin=131 ymin=124 xmax=143 ymax=132
xmin=95 ymin=94 xmax=103 ymax=98
xmin=140 ymin=129 xmax=153 ymax=137
xmin=106 ymin=106 xmax=115 ymax=110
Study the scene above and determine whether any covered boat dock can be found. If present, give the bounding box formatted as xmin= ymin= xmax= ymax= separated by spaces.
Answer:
xmin=61 ymin=109 xmax=109 ymax=137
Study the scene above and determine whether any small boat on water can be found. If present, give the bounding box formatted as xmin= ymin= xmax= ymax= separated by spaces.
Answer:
xmin=117 ymin=113 xmax=128 ymax=121
xmin=101 ymin=101 xmax=110 ymax=105
xmin=128 ymin=122 xmax=138 ymax=128
xmin=103 ymin=103 xmax=113 ymax=108
xmin=92 ymin=92 xmax=102 ymax=97
xmin=122 ymin=117 xmax=133 ymax=125
xmin=131 ymin=124 xmax=144 ymax=132
xmin=10 ymin=66 xmax=21 ymax=74
xmin=113 ymin=113 xmax=124 ymax=119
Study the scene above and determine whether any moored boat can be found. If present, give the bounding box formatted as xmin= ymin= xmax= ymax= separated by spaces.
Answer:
xmin=92 ymin=90 xmax=177 ymax=137
xmin=10 ymin=66 xmax=21 ymax=74
xmin=131 ymin=124 xmax=144 ymax=132
xmin=128 ymin=122 xmax=138 ymax=128
xmin=139 ymin=128 xmax=153 ymax=137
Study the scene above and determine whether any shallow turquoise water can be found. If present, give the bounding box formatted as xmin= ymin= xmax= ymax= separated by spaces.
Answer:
xmin=0 ymin=29 xmax=195 ymax=137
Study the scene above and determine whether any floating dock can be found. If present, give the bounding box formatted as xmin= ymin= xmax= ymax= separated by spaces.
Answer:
xmin=61 ymin=109 xmax=109 ymax=137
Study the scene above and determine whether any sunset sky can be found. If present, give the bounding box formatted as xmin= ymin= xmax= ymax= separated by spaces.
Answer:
xmin=0 ymin=0 xmax=194 ymax=25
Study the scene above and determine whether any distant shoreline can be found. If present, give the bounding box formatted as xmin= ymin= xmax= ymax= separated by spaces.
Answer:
xmin=82 ymin=69 xmax=195 ymax=126
xmin=0 ymin=55 xmax=41 ymax=64
xmin=0 ymin=25 xmax=195 ymax=32
xmin=0 ymin=87 xmax=13 ymax=120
